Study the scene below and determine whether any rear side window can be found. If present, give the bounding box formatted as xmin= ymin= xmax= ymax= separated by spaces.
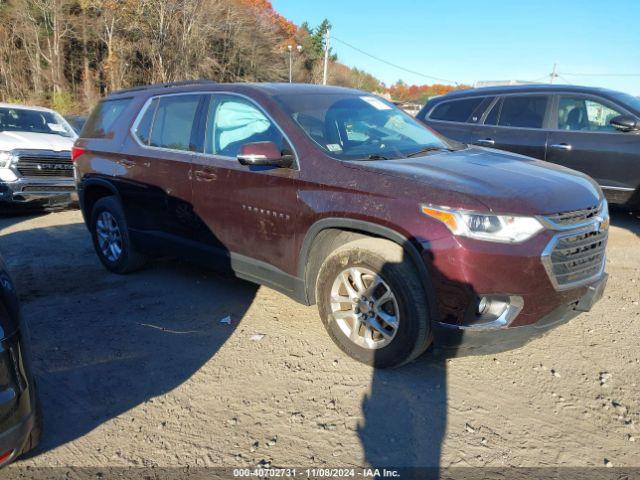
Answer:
xmin=83 ymin=98 xmax=131 ymax=138
xmin=429 ymin=98 xmax=484 ymax=122
xmin=149 ymin=95 xmax=202 ymax=151
xmin=498 ymin=95 xmax=548 ymax=129
xmin=134 ymin=98 xmax=159 ymax=145
xmin=484 ymin=99 xmax=501 ymax=125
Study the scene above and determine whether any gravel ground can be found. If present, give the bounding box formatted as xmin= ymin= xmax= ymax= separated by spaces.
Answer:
xmin=0 ymin=208 xmax=638 ymax=471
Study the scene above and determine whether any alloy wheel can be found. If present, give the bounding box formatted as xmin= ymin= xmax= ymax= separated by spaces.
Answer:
xmin=96 ymin=211 xmax=123 ymax=262
xmin=329 ymin=267 xmax=400 ymax=349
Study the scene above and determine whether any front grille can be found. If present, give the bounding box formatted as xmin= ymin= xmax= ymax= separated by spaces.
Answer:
xmin=546 ymin=228 xmax=607 ymax=288
xmin=16 ymin=154 xmax=73 ymax=178
xmin=546 ymin=204 xmax=601 ymax=227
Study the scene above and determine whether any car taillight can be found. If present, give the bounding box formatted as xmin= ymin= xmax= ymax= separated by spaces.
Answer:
xmin=0 ymin=449 xmax=14 ymax=465
xmin=71 ymin=146 xmax=86 ymax=162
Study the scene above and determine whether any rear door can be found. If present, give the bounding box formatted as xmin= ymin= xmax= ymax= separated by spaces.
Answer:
xmin=546 ymin=94 xmax=640 ymax=195
xmin=122 ymin=93 xmax=206 ymax=239
xmin=471 ymin=94 xmax=551 ymax=159
xmin=422 ymin=96 xmax=493 ymax=144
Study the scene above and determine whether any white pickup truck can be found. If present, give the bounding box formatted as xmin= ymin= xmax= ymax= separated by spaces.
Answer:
xmin=0 ymin=103 xmax=77 ymax=208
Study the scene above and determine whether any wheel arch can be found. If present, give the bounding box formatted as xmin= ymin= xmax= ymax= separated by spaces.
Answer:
xmin=79 ymin=178 xmax=121 ymax=226
xmin=299 ymin=218 xmax=438 ymax=320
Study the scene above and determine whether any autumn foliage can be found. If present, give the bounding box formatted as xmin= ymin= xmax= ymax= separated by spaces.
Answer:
xmin=0 ymin=0 xmax=462 ymax=113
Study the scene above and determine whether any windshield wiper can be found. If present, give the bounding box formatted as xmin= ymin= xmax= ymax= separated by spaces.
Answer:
xmin=366 ymin=154 xmax=389 ymax=160
xmin=406 ymin=146 xmax=450 ymax=158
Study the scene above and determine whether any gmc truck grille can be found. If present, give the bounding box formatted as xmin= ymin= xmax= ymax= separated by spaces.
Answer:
xmin=545 ymin=227 xmax=607 ymax=288
xmin=16 ymin=154 xmax=73 ymax=178
xmin=546 ymin=204 xmax=600 ymax=227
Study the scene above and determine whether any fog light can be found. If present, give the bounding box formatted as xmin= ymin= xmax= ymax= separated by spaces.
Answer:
xmin=461 ymin=295 xmax=524 ymax=330
xmin=476 ymin=296 xmax=489 ymax=315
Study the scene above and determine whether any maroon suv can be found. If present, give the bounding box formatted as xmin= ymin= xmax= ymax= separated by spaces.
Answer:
xmin=73 ymin=81 xmax=609 ymax=368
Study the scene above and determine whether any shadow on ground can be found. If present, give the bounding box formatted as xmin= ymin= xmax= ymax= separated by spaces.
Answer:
xmin=609 ymin=206 xmax=640 ymax=237
xmin=0 ymin=216 xmax=258 ymax=454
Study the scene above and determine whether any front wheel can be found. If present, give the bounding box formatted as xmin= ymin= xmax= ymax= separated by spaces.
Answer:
xmin=316 ymin=238 xmax=432 ymax=368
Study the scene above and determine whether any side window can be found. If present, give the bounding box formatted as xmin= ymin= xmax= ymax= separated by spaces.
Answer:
xmin=149 ymin=95 xmax=201 ymax=151
xmin=498 ymin=95 xmax=548 ymax=129
xmin=206 ymin=96 xmax=285 ymax=157
xmin=468 ymin=97 xmax=495 ymax=123
xmin=558 ymin=96 xmax=625 ymax=132
xmin=83 ymin=98 xmax=131 ymax=138
xmin=134 ymin=98 xmax=158 ymax=145
xmin=484 ymin=98 xmax=501 ymax=125
xmin=429 ymin=97 xmax=484 ymax=123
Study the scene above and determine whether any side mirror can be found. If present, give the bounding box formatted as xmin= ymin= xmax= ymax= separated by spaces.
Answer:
xmin=609 ymin=115 xmax=639 ymax=132
xmin=237 ymin=141 xmax=293 ymax=168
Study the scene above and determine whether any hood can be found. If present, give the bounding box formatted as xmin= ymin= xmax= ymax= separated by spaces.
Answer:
xmin=347 ymin=147 xmax=602 ymax=216
xmin=0 ymin=131 xmax=74 ymax=152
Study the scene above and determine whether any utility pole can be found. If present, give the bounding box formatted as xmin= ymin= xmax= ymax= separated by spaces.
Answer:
xmin=322 ymin=28 xmax=330 ymax=85
xmin=550 ymin=62 xmax=558 ymax=84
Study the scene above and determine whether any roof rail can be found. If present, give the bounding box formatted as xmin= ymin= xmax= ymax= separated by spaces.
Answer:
xmin=111 ymin=79 xmax=217 ymax=95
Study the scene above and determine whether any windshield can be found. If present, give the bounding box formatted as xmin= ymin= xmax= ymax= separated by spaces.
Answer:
xmin=610 ymin=92 xmax=640 ymax=115
xmin=0 ymin=107 xmax=76 ymax=138
xmin=274 ymin=93 xmax=449 ymax=160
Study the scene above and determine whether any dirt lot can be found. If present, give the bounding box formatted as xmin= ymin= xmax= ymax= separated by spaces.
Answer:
xmin=0 ymin=208 xmax=639 ymax=471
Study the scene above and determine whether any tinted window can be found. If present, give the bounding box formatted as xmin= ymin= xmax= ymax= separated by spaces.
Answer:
xmin=498 ymin=95 xmax=548 ymax=129
xmin=429 ymin=98 xmax=484 ymax=122
xmin=206 ymin=96 xmax=285 ymax=157
xmin=149 ymin=95 xmax=201 ymax=151
xmin=83 ymin=98 xmax=131 ymax=138
xmin=610 ymin=92 xmax=640 ymax=114
xmin=0 ymin=107 xmax=75 ymax=138
xmin=134 ymin=98 xmax=158 ymax=145
xmin=276 ymin=93 xmax=448 ymax=161
xmin=484 ymin=99 xmax=501 ymax=125
xmin=558 ymin=96 xmax=625 ymax=132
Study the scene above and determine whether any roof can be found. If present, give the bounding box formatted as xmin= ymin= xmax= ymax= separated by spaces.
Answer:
xmin=108 ymin=81 xmax=364 ymax=99
xmin=435 ymin=83 xmax=625 ymax=100
xmin=0 ymin=102 xmax=56 ymax=113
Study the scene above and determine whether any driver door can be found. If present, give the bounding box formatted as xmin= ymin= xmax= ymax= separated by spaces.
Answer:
xmin=191 ymin=94 xmax=302 ymax=278
xmin=545 ymin=94 xmax=640 ymax=192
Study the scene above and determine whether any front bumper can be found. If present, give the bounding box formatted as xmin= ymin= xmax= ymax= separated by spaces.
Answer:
xmin=433 ymin=273 xmax=608 ymax=355
xmin=0 ymin=177 xmax=77 ymax=206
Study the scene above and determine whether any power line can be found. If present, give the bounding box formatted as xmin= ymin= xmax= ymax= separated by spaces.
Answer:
xmin=560 ymin=72 xmax=640 ymax=77
xmin=331 ymin=35 xmax=459 ymax=85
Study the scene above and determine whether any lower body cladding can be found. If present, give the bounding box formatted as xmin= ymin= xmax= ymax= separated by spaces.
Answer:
xmin=0 ymin=331 xmax=38 ymax=466
xmin=0 ymin=177 xmax=77 ymax=208
xmin=422 ymin=224 xmax=608 ymax=356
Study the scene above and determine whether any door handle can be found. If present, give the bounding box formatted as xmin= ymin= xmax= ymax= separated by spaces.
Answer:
xmin=194 ymin=169 xmax=217 ymax=181
xmin=475 ymin=138 xmax=495 ymax=146
xmin=550 ymin=143 xmax=572 ymax=151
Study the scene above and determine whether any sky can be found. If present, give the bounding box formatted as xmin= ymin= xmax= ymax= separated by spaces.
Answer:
xmin=271 ymin=0 xmax=640 ymax=95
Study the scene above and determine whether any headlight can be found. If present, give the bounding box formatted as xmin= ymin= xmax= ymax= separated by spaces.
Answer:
xmin=421 ymin=205 xmax=544 ymax=243
xmin=0 ymin=151 xmax=13 ymax=169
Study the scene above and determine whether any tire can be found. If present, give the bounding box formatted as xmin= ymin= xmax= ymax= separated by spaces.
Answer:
xmin=90 ymin=196 xmax=148 ymax=274
xmin=315 ymin=237 xmax=432 ymax=368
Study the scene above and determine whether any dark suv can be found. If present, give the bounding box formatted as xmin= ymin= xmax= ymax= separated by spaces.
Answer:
xmin=0 ymin=255 xmax=41 ymax=465
xmin=74 ymin=81 xmax=609 ymax=367
xmin=418 ymin=84 xmax=640 ymax=208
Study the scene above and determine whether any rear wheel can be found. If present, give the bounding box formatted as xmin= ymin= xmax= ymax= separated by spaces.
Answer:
xmin=90 ymin=196 xmax=147 ymax=274
xmin=316 ymin=238 xmax=432 ymax=368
